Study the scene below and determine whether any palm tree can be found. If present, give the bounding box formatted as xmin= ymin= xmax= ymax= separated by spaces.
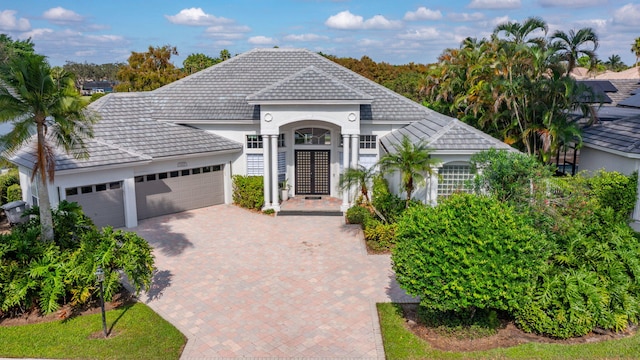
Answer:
xmin=338 ymin=165 xmax=377 ymax=205
xmin=377 ymin=136 xmax=440 ymax=208
xmin=493 ymin=17 xmax=548 ymax=45
xmin=604 ymin=54 xmax=626 ymax=71
xmin=550 ymin=27 xmax=599 ymax=76
xmin=0 ymin=53 xmax=96 ymax=241
xmin=632 ymin=37 xmax=640 ymax=67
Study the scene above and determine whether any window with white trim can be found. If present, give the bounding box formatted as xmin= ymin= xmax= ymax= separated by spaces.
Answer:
xmin=278 ymin=152 xmax=286 ymax=183
xmin=437 ymin=164 xmax=473 ymax=198
xmin=30 ymin=174 xmax=39 ymax=206
xmin=246 ymin=154 xmax=264 ymax=176
xmin=278 ymin=133 xmax=285 ymax=148
xmin=359 ymin=135 xmax=377 ymax=149
xmin=246 ymin=135 xmax=263 ymax=149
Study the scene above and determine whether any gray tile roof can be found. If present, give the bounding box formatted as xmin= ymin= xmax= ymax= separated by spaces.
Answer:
xmin=607 ymin=79 xmax=640 ymax=106
xmin=10 ymin=137 xmax=151 ymax=172
xmin=151 ymin=48 xmax=433 ymax=122
xmin=380 ymin=118 xmax=512 ymax=153
xmin=10 ymin=92 xmax=243 ymax=172
xmin=89 ymin=93 xmax=242 ymax=158
xmin=246 ymin=66 xmax=373 ymax=103
xmin=582 ymin=113 xmax=640 ymax=155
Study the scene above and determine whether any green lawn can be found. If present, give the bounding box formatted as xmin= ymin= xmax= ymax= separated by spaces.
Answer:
xmin=0 ymin=303 xmax=186 ymax=360
xmin=378 ymin=303 xmax=640 ymax=359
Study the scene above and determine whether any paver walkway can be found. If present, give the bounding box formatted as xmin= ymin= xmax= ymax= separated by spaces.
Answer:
xmin=133 ymin=205 xmax=415 ymax=359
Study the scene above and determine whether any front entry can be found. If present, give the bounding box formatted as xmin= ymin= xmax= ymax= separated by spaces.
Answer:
xmin=295 ymin=150 xmax=330 ymax=195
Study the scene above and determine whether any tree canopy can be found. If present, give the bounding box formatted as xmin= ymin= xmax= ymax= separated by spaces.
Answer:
xmin=0 ymin=53 xmax=96 ymax=240
xmin=115 ymin=45 xmax=186 ymax=92
xmin=421 ymin=18 xmax=598 ymax=161
xmin=0 ymin=34 xmax=35 ymax=65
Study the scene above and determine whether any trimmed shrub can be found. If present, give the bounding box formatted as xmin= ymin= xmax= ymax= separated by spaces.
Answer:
xmin=232 ymin=175 xmax=264 ymax=210
xmin=0 ymin=169 xmax=19 ymax=204
xmin=6 ymin=184 xmax=21 ymax=202
xmin=588 ymin=170 xmax=637 ymax=220
xmin=371 ymin=175 xmax=406 ymax=222
xmin=470 ymin=149 xmax=553 ymax=204
xmin=345 ymin=205 xmax=371 ymax=225
xmin=393 ymin=193 xmax=547 ymax=314
xmin=363 ymin=218 xmax=397 ymax=251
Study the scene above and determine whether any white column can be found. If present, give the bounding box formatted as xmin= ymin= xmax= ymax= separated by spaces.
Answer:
xmin=350 ymin=135 xmax=359 ymax=204
xmin=271 ymin=135 xmax=280 ymax=211
xmin=428 ymin=167 xmax=440 ymax=206
xmin=263 ymin=136 xmax=271 ymax=209
xmin=341 ymin=134 xmax=351 ymax=211
xmin=123 ymin=177 xmax=138 ymax=228
xmin=350 ymin=134 xmax=359 ymax=168
xmin=634 ymin=161 xmax=640 ymax=222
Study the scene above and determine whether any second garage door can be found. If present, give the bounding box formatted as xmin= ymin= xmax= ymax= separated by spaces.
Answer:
xmin=135 ymin=165 xmax=224 ymax=220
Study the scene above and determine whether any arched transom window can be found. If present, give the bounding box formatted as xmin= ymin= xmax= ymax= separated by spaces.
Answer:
xmin=294 ymin=128 xmax=331 ymax=145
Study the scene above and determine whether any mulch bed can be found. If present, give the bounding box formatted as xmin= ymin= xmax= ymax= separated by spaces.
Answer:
xmin=398 ymin=303 xmax=637 ymax=352
xmin=0 ymin=289 xmax=136 ymax=327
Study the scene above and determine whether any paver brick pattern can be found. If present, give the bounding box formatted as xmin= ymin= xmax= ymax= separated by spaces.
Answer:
xmin=133 ymin=205 xmax=414 ymax=359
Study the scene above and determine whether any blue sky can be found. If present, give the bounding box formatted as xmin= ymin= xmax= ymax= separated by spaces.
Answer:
xmin=1 ymin=0 xmax=638 ymax=67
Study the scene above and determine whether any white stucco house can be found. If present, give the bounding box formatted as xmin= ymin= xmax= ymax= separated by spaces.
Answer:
xmin=10 ymin=48 xmax=510 ymax=228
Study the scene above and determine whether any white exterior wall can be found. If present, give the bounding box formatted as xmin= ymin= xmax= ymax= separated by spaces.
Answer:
xmin=579 ymin=147 xmax=635 ymax=175
xmin=19 ymin=151 xmax=239 ymax=228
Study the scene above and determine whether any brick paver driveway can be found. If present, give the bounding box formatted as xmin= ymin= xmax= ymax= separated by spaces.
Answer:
xmin=133 ymin=205 xmax=414 ymax=359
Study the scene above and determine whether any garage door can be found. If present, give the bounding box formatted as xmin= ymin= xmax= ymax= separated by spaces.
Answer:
xmin=135 ymin=165 xmax=224 ymax=220
xmin=65 ymin=181 xmax=125 ymax=228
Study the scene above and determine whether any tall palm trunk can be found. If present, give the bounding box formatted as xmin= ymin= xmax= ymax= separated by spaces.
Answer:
xmin=35 ymin=121 xmax=54 ymax=241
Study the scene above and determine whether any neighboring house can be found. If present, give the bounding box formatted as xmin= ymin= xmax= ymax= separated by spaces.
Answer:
xmin=579 ymin=79 xmax=640 ymax=221
xmin=81 ymin=81 xmax=115 ymax=96
xmin=10 ymin=48 xmax=509 ymax=228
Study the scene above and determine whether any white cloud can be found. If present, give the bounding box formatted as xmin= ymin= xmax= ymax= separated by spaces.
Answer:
xmin=204 ymin=25 xmax=251 ymax=40
xmin=283 ymin=33 xmax=329 ymax=41
xmin=404 ymin=7 xmax=443 ymax=21
xmin=468 ymin=0 xmax=521 ymax=9
xmin=612 ymin=3 xmax=640 ymax=26
xmin=0 ymin=10 xmax=31 ymax=31
xmin=20 ymin=28 xmax=54 ymax=39
xmin=538 ymin=0 xmax=605 ymax=7
xmin=42 ymin=7 xmax=83 ymax=24
xmin=248 ymin=36 xmax=276 ymax=45
xmin=491 ymin=16 xmax=511 ymax=27
xmin=325 ymin=10 xmax=363 ymax=29
xmin=325 ymin=10 xmax=401 ymax=30
xmin=165 ymin=8 xmax=233 ymax=26
xmin=448 ymin=12 xmax=485 ymax=22
xmin=398 ymin=27 xmax=441 ymax=40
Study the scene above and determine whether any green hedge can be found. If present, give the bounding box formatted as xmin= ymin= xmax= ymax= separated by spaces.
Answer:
xmin=393 ymin=193 xmax=547 ymax=314
xmin=232 ymin=175 xmax=264 ymax=210
xmin=6 ymin=184 xmax=21 ymax=203
xmin=0 ymin=169 xmax=19 ymax=204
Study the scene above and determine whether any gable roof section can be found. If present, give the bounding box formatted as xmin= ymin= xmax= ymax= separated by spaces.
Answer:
xmin=90 ymin=93 xmax=242 ymax=158
xmin=246 ymin=66 xmax=373 ymax=104
xmin=582 ymin=113 xmax=640 ymax=156
xmin=380 ymin=117 xmax=512 ymax=153
xmin=10 ymin=137 xmax=151 ymax=172
xmin=150 ymin=48 xmax=433 ymax=123
xmin=9 ymin=92 xmax=242 ymax=172
xmin=618 ymin=93 xmax=640 ymax=109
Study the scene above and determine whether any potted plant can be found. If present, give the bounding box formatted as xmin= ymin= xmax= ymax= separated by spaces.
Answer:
xmin=280 ymin=179 xmax=291 ymax=201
